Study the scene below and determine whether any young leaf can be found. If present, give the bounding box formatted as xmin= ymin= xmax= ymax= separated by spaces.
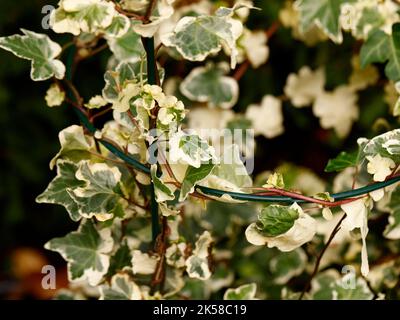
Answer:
xmin=295 ymin=0 xmax=347 ymax=43
xmin=45 ymin=219 xmax=114 ymax=286
xmin=180 ymin=63 xmax=239 ymax=109
xmin=360 ymin=24 xmax=400 ymax=81
xmin=325 ymin=151 xmax=358 ymax=172
xmin=50 ymin=125 xmax=94 ymax=169
xmin=0 ymin=29 xmax=65 ymax=81
xmin=36 ymin=161 xmax=85 ymax=222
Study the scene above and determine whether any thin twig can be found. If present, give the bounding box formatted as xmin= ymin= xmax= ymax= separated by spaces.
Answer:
xmin=299 ymin=213 xmax=347 ymax=300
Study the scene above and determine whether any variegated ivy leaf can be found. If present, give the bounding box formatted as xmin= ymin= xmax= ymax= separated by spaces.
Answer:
xmin=362 ymin=128 xmax=400 ymax=163
xmin=0 ymin=29 xmax=65 ymax=81
xmin=325 ymin=151 xmax=358 ymax=172
xmin=246 ymin=203 xmax=316 ymax=252
xmin=311 ymin=270 xmax=373 ymax=300
xmin=169 ymin=130 xmax=217 ymax=168
xmin=161 ymin=11 xmax=243 ymax=69
xmin=384 ymin=185 xmax=400 ymax=239
xmin=103 ymin=62 xmax=140 ymax=103
xmin=295 ymin=0 xmax=348 ymax=43
xmin=263 ymin=172 xmax=285 ymax=189
xmin=131 ymin=250 xmax=159 ymax=275
xmin=50 ymin=125 xmax=94 ymax=170
xmin=223 ymin=283 xmax=257 ymax=300
xmin=360 ymin=23 xmax=400 ymax=81
xmin=132 ymin=0 xmax=174 ymax=37
xmin=68 ymin=161 xmax=125 ymax=221
xmin=45 ymin=219 xmax=114 ymax=286
xmin=107 ymin=241 xmax=132 ymax=276
xmin=36 ymin=161 xmax=85 ymax=222
xmin=185 ymin=231 xmax=213 ymax=280
xmin=151 ymin=164 xmax=175 ymax=203
xmin=199 ymin=144 xmax=252 ymax=203
xmin=106 ymin=21 xmax=145 ymax=63
xmin=50 ymin=0 xmax=129 ymax=37
xmin=179 ymin=163 xmax=215 ymax=201
xmin=100 ymin=274 xmax=141 ymax=300
xmin=269 ymin=249 xmax=307 ymax=285
xmin=180 ymin=63 xmax=239 ymax=109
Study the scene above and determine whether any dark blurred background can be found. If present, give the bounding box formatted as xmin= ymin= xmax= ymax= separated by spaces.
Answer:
xmin=0 ymin=0 xmax=392 ymax=299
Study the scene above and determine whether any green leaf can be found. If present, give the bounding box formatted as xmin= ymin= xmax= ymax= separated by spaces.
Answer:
xmin=324 ymin=151 xmax=358 ymax=172
xmin=68 ymin=161 xmax=125 ymax=221
xmin=107 ymin=241 xmax=132 ymax=276
xmin=151 ymin=164 xmax=175 ymax=203
xmin=384 ymin=185 xmax=400 ymax=239
xmin=360 ymin=24 xmax=400 ymax=81
xmin=0 ymin=29 xmax=65 ymax=81
xmin=269 ymin=249 xmax=307 ymax=284
xmin=257 ymin=205 xmax=299 ymax=237
xmin=45 ymin=220 xmax=114 ymax=285
xmin=295 ymin=0 xmax=348 ymax=43
xmin=100 ymin=274 xmax=141 ymax=300
xmin=179 ymin=163 xmax=215 ymax=201
xmin=36 ymin=161 xmax=85 ymax=222
xmin=180 ymin=63 xmax=239 ymax=109
xmin=50 ymin=125 xmax=94 ymax=169
xmin=223 ymin=283 xmax=257 ymax=300
xmin=161 ymin=14 xmax=243 ymax=68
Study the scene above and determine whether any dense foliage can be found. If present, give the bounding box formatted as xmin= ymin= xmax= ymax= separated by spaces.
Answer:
xmin=2 ymin=0 xmax=400 ymax=300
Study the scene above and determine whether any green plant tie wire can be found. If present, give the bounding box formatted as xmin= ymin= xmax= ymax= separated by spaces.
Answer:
xmin=66 ymin=47 xmax=400 ymax=205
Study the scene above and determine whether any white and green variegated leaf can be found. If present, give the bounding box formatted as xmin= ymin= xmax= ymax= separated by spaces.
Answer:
xmin=45 ymin=219 xmax=114 ymax=286
xmin=269 ymin=249 xmax=307 ymax=284
xmin=100 ymin=274 xmax=141 ymax=300
xmin=179 ymin=163 xmax=215 ymax=201
xmin=384 ymin=185 xmax=400 ymax=239
xmin=180 ymin=63 xmax=239 ymax=109
xmin=360 ymin=24 xmax=400 ymax=81
xmin=50 ymin=125 xmax=94 ymax=169
xmin=102 ymin=61 xmax=140 ymax=103
xmin=223 ymin=283 xmax=257 ymax=300
xmin=161 ymin=13 xmax=243 ymax=69
xmin=185 ymin=231 xmax=213 ymax=280
xmin=104 ymin=14 xmax=131 ymax=38
xmin=198 ymin=145 xmax=252 ymax=202
xmin=256 ymin=205 xmax=299 ymax=237
xmin=311 ymin=271 xmax=373 ymax=300
xmin=362 ymin=129 xmax=400 ymax=162
xmin=169 ymin=130 xmax=217 ymax=168
xmin=0 ymin=29 xmax=65 ymax=81
xmin=68 ymin=161 xmax=125 ymax=221
xmin=295 ymin=0 xmax=348 ymax=43
xmin=106 ymin=21 xmax=145 ymax=62
xmin=151 ymin=164 xmax=175 ymax=203
xmin=36 ymin=161 xmax=84 ymax=222
xmin=50 ymin=0 xmax=125 ymax=36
